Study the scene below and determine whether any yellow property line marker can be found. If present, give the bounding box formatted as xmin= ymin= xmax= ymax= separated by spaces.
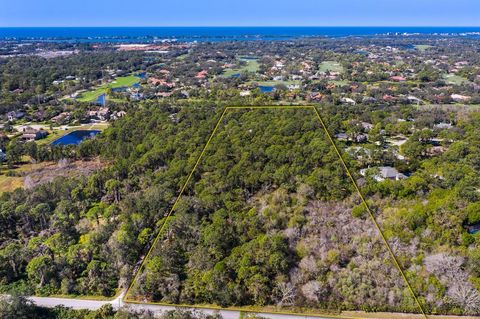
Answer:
xmin=124 ymin=105 xmax=428 ymax=319
xmin=311 ymin=106 xmax=427 ymax=319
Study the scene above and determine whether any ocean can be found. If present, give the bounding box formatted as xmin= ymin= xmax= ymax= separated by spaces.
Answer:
xmin=0 ymin=27 xmax=479 ymax=42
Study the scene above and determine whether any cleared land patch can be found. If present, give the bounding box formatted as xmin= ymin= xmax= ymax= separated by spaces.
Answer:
xmin=414 ymin=45 xmax=433 ymax=52
xmin=319 ymin=61 xmax=344 ymax=73
xmin=443 ymin=73 xmax=471 ymax=85
xmin=0 ymin=159 xmax=106 ymax=193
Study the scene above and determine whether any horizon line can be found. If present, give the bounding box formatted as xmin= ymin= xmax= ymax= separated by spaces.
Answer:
xmin=1 ymin=25 xmax=480 ymax=28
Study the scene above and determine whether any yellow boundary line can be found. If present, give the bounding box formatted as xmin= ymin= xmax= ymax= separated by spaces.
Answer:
xmin=124 ymin=105 xmax=427 ymax=319
xmin=312 ymin=107 xmax=427 ymax=319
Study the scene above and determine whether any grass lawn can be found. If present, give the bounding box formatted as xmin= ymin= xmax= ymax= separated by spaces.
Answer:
xmin=443 ymin=73 xmax=471 ymax=85
xmin=319 ymin=61 xmax=343 ymax=73
xmin=223 ymin=59 xmax=260 ymax=77
xmin=76 ymin=75 xmax=140 ymax=102
xmin=414 ymin=44 xmax=433 ymax=52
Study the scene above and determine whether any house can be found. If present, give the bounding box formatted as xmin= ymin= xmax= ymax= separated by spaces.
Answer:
xmin=434 ymin=122 xmax=453 ymax=129
xmin=360 ymin=166 xmax=407 ymax=182
xmin=362 ymin=96 xmax=377 ymax=104
xmin=335 ymin=133 xmax=349 ymax=141
xmin=51 ymin=112 xmax=72 ymax=124
xmin=111 ymin=111 xmax=127 ymax=120
xmin=346 ymin=146 xmax=371 ymax=159
xmin=407 ymin=96 xmax=422 ymax=105
xmin=7 ymin=111 xmax=25 ymax=122
xmin=195 ymin=70 xmax=208 ymax=79
xmin=148 ymin=77 xmax=175 ymax=88
xmin=360 ymin=122 xmax=374 ymax=131
xmin=19 ymin=127 xmax=48 ymax=142
xmin=88 ymin=107 xmax=110 ymax=121
xmin=451 ymin=94 xmax=471 ymax=102
xmin=309 ymin=92 xmax=323 ymax=101
xmin=156 ymin=92 xmax=173 ymax=98
xmin=390 ymin=76 xmax=407 ymax=82
xmin=341 ymin=97 xmax=356 ymax=105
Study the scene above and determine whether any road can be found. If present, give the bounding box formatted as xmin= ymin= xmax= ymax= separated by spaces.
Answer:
xmin=28 ymin=292 xmax=345 ymax=319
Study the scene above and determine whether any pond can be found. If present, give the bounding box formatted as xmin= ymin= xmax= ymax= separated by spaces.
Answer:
xmin=52 ymin=130 xmax=101 ymax=146
xmin=467 ymin=222 xmax=480 ymax=235
xmin=112 ymin=86 xmax=128 ymax=92
xmin=259 ymin=85 xmax=275 ymax=93
xmin=96 ymin=93 xmax=106 ymax=106
xmin=136 ymin=72 xmax=146 ymax=79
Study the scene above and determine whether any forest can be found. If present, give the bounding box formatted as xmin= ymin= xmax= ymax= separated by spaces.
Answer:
xmin=0 ymin=102 xmax=479 ymax=315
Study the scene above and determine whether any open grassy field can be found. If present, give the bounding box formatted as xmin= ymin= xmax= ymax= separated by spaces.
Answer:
xmin=443 ymin=73 xmax=471 ymax=85
xmin=0 ymin=174 xmax=23 ymax=193
xmin=414 ymin=44 xmax=433 ymax=52
xmin=76 ymin=75 xmax=139 ymax=102
xmin=223 ymin=58 xmax=260 ymax=77
xmin=0 ymin=161 xmax=53 ymax=193
xmin=319 ymin=60 xmax=344 ymax=73
xmin=0 ymin=158 xmax=107 ymax=194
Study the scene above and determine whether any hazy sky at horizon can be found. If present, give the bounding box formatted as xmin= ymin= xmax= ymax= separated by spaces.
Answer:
xmin=1 ymin=0 xmax=480 ymax=27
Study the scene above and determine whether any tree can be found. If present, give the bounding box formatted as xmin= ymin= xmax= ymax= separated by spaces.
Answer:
xmin=0 ymin=295 xmax=46 ymax=319
xmin=26 ymin=255 xmax=54 ymax=288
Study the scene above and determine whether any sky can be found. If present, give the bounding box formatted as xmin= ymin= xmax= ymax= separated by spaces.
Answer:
xmin=1 ymin=0 xmax=479 ymax=27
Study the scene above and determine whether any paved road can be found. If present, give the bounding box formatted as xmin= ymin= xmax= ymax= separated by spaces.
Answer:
xmin=29 ymin=292 xmax=339 ymax=319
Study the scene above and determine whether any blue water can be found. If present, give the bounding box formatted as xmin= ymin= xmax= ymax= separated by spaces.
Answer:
xmin=111 ymin=87 xmax=128 ymax=92
xmin=96 ymin=94 xmax=106 ymax=106
xmin=1 ymin=27 xmax=480 ymax=42
xmin=52 ymin=130 xmax=101 ymax=146
xmin=259 ymin=86 xmax=275 ymax=93
xmin=467 ymin=222 xmax=480 ymax=235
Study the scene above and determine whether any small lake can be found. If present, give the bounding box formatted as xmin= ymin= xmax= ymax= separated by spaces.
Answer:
xmin=136 ymin=72 xmax=146 ymax=79
xmin=52 ymin=130 xmax=101 ymax=146
xmin=96 ymin=94 xmax=106 ymax=106
xmin=467 ymin=222 xmax=480 ymax=235
xmin=259 ymin=85 xmax=275 ymax=93
xmin=112 ymin=86 xmax=128 ymax=92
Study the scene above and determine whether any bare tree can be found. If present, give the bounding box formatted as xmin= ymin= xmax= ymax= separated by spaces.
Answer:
xmin=275 ymin=282 xmax=296 ymax=307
